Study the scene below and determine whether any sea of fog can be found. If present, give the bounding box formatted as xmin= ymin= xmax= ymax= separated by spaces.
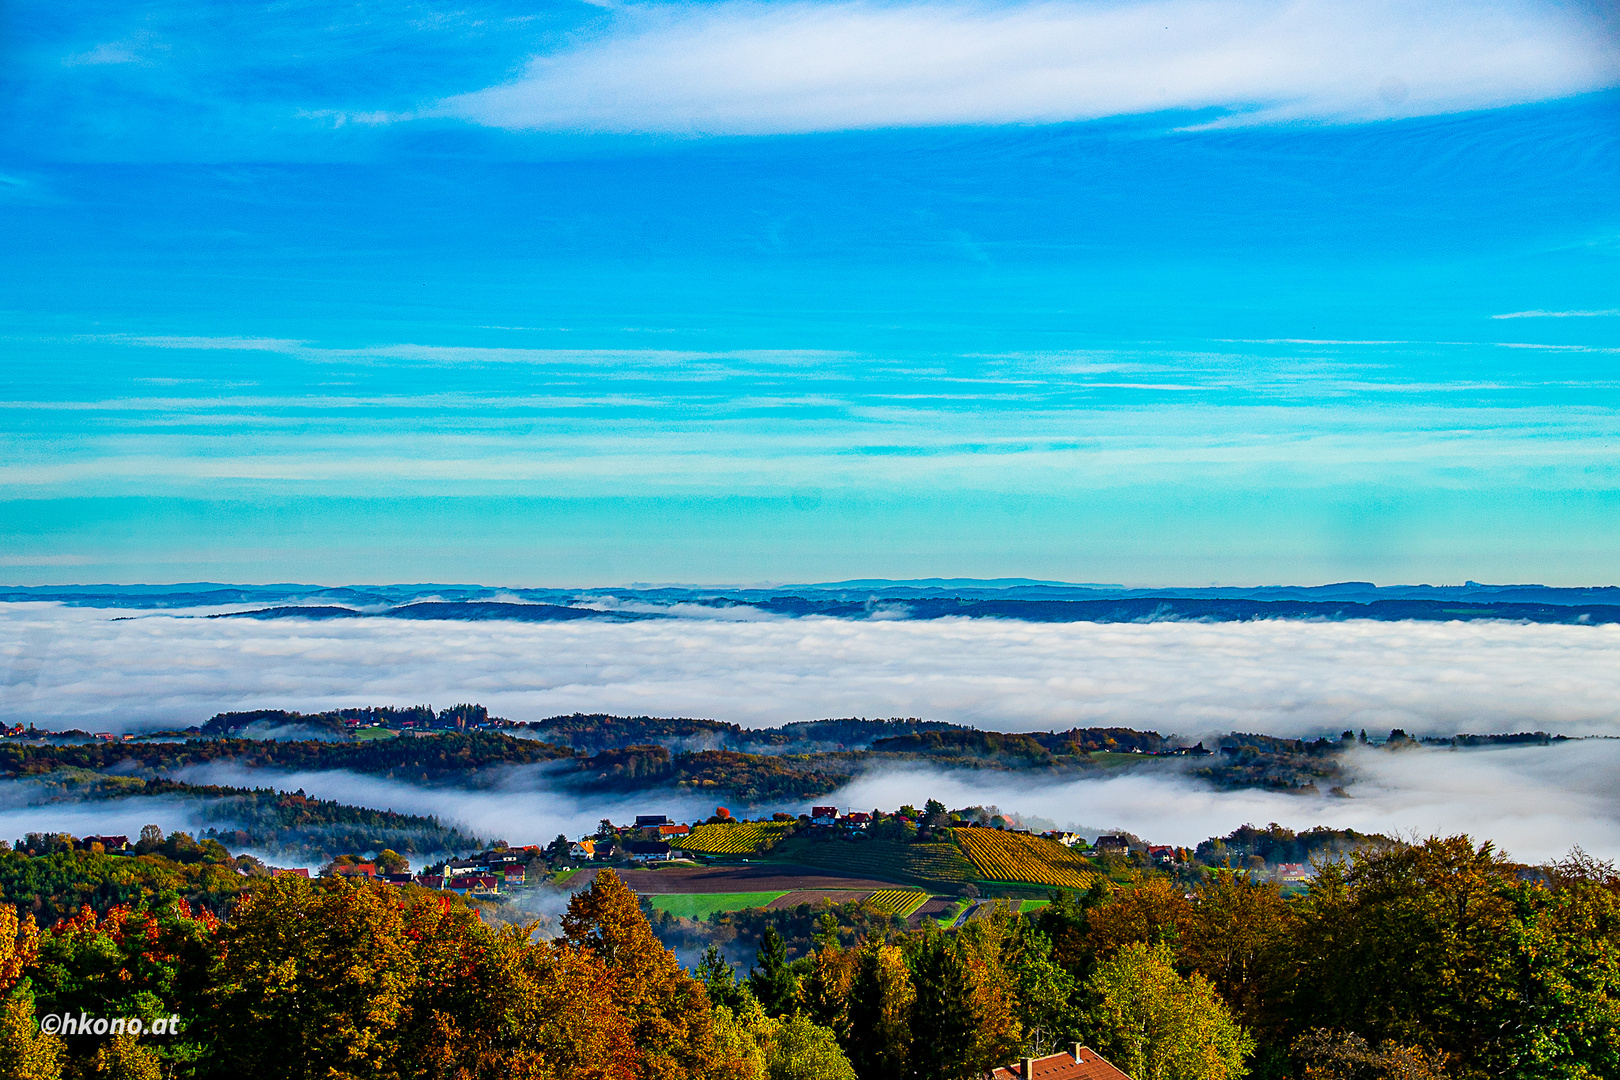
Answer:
xmin=1 ymin=601 xmax=1619 ymax=862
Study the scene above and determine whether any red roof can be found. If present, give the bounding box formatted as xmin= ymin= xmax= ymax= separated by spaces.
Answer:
xmin=988 ymin=1047 xmax=1132 ymax=1080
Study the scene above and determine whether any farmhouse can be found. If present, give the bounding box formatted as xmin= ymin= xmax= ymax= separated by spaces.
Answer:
xmin=626 ymin=840 xmax=672 ymax=862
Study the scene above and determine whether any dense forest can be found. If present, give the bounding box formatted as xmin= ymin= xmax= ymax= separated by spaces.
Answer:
xmin=2 ymin=710 xmax=1584 ymax=815
xmin=0 ymin=734 xmax=573 ymax=788
xmin=0 ymin=835 xmax=1614 ymax=1078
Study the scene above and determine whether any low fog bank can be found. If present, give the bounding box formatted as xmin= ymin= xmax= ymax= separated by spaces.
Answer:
xmin=141 ymin=741 xmax=1620 ymax=865
xmin=829 ymin=741 xmax=1620 ymax=863
xmin=0 ymin=794 xmax=319 ymax=869
xmin=171 ymin=762 xmax=723 ymax=848
xmin=3 ymin=602 xmax=1620 ymax=739
xmin=0 ymin=740 xmax=1608 ymax=867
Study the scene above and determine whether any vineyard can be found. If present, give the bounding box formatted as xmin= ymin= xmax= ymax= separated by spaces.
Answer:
xmin=866 ymin=890 xmax=931 ymax=917
xmin=952 ymin=827 xmax=1096 ymax=889
xmin=768 ymin=837 xmax=977 ymax=888
xmin=673 ymin=822 xmax=794 ymax=855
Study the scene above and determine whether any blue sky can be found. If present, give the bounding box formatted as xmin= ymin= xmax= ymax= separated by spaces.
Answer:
xmin=1 ymin=0 xmax=1618 ymax=585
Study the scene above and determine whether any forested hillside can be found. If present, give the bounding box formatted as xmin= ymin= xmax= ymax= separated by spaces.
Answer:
xmin=0 ymin=836 xmax=1614 ymax=1079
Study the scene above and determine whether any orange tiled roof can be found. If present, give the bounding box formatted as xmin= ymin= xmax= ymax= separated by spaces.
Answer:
xmin=988 ymin=1047 xmax=1132 ymax=1080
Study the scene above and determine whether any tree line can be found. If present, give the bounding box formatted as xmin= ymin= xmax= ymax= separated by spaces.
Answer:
xmin=0 ymin=833 xmax=1614 ymax=1078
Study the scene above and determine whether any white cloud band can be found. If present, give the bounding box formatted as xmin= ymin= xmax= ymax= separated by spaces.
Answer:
xmin=438 ymin=0 xmax=1617 ymax=134
xmin=4 ymin=603 xmax=1620 ymax=737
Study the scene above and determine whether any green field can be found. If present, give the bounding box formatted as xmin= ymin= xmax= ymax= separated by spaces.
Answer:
xmin=352 ymin=727 xmax=400 ymax=741
xmin=647 ymin=892 xmax=788 ymax=919
xmin=768 ymin=837 xmax=975 ymax=888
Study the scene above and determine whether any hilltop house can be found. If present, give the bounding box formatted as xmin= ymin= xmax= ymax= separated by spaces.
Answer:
xmin=811 ymin=806 xmax=838 ymax=826
xmin=1094 ymin=835 xmax=1130 ymax=856
xmin=988 ymin=1045 xmax=1131 ymax=1080
xmin=569 ymin=840 xmax=596 ymax=860
xmin=841 ymin=812 xmax=872 ymax=830
xmin=78 ymin=835 xmax=130 ymax=853
xmin=634 ymin=814 xmax=671 ymax=828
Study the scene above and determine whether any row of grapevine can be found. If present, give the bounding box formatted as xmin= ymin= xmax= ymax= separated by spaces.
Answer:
xmin=951 ymin=827 xmax=1095 ymax=889
xmin=865 ymin=889 xmax=931 ymax=917
xmin=673 ymin=822 xmax=793 ymax=854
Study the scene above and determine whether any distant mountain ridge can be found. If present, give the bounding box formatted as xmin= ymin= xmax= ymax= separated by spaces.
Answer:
xmin=6 ymin=579 xmax=1620 ymax=626
xmin=5 ymin=578 xmax=1619 ymax=613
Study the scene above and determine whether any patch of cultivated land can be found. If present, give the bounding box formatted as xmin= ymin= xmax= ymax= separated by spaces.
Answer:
xmin=766 ymin=889 xmax=875 ymax=909
xmin=648 ymin=892 xmax=788 ymax=919
xmin=675 ymin=821 xmax=793 ymax=855
xmin=866 ymin=889 xmax=931 ymax=917
xmin=600 ymin=864 xmax=901 ymax=894
xmin=952 ymin=827 xmax=1096 ymax=889
xmin=766 ymin=837 xmax=975 ymax=888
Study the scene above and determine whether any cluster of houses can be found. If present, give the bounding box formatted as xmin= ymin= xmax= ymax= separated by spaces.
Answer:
xmin=282 ymin=846 xmax=540 ymax=897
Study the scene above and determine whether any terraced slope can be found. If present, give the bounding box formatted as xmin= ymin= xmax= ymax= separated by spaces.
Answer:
xmin=767 ymin=837 xmax=976 ymax=889
xmin=952 ymin=827 xmax=1096 ymax=889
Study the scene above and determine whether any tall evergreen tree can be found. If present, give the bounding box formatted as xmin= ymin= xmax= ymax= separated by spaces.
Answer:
xmin=905 ymin=929 xmax=974 ymax=1080
xmin=750 ymin=926 xmax=798 ymax=1018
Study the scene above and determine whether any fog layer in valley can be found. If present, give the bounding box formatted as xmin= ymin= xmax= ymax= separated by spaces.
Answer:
xmin=52 ymin=741 xmax=1618 ymax=865
xmin=4 ymin=601 xmax=1617 ymax=862
xmin=3 ymin=602 xmax=1619 ymax=738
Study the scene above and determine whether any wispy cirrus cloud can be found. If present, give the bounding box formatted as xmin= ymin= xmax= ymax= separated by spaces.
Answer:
xmin=436 ymin=0 xmax=1618 ymax=135
xmin=1493 ymin=309 xmax=1620 ymax=319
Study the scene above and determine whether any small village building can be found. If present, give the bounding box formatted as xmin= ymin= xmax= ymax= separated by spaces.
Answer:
xmin=811 ymin=806 xmax=838 ymax=826
xmin=1094 ymin=835 xmax=1130 ymax=856
xmin=446 ymin=874 xmax=498 ymax=895
xmin=626 ymin=840 xmax=672 ymax=862
xmin=634 ymin=814 xmax=671 ymax=828
xmin=987 ymin=1045 xmax=1132 ymax=1080
xmin=569 ymin=840 xmax=596 ymax=860
xmin=78 ymin=835 xmax=130 ymax=853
